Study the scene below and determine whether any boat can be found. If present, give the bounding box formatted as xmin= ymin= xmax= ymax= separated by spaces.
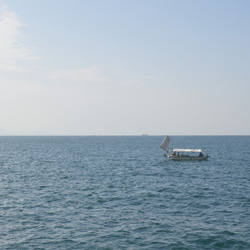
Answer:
xmin=160 ymin=136 xmax=209 ymax=161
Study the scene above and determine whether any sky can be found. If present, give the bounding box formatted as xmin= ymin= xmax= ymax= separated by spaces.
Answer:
xmin=0 ymin=0 xmax=249 ymax=135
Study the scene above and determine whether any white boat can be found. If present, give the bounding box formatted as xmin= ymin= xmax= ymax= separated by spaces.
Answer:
xmin=160 ymin=136 xmax=209 ymax=161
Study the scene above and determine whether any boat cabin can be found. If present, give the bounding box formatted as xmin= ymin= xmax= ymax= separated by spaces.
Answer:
xmin=168 ymin=149 xmax=209 ymax=161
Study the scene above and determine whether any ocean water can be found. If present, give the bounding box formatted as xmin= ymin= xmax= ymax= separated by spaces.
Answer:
xmin=0 ymin=136 xmax=249 ymax=250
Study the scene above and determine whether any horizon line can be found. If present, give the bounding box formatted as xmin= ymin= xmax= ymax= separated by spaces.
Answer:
xmin=0 ymin=134 xmax=249 ymax=136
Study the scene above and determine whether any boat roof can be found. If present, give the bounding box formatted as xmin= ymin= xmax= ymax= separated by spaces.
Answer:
xmin=173 ymin=149 xmax=202 ymax=153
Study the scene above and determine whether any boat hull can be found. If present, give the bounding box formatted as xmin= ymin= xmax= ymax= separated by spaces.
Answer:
xmin=168 ymin=155 xmax=209 ymax=161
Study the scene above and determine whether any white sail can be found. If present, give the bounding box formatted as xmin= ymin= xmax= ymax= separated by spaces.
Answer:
xmin=160 ymin=136 xmax=170 ymax=151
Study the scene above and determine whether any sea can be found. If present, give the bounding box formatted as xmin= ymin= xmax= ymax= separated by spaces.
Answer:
xmin=0 ymin=136 xmax=249 ymax=250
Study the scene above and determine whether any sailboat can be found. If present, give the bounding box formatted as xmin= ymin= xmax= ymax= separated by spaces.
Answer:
xmin=160 ymin=136 xmax=209 ymax=161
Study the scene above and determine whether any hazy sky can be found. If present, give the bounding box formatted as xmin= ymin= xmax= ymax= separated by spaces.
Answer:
xmin=0 ymin=0 xmax=249 ymax=135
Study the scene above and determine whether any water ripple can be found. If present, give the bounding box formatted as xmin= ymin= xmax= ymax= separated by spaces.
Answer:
xmin=0 ymin=136 xmax=249 ymax=249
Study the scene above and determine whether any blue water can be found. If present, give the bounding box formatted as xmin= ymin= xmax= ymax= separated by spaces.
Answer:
xmin=0 ymin=136 xmax=249 ymax=249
